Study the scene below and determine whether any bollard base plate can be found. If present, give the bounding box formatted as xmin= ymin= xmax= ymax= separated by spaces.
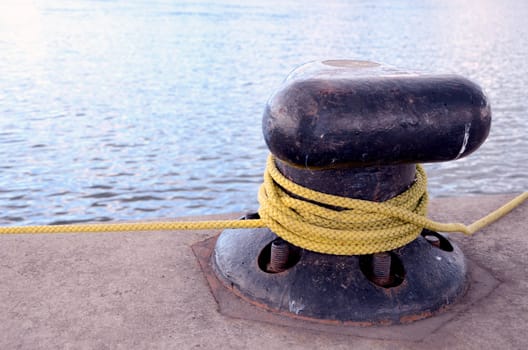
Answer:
xmin=211 ymin=227 xmax=468 ymax=324
xmin=192 ymin=232 xmax=498 ymax=340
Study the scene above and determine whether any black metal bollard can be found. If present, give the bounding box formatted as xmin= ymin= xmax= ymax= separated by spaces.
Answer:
xmin=264 ymin=59 xmax=490 ymax=200
xmin=212 ymin=60 xmax=491 ymax=324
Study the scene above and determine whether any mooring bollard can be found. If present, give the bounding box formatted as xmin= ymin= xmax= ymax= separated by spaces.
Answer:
xmin=212 ymin=60 xmax=491 ymax=324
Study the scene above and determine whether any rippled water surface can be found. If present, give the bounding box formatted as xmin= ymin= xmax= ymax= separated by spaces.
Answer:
xmin=0 ymin=0 xmax=526 ymax=225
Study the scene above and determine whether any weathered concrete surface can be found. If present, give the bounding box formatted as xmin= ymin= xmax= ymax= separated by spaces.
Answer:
xmin=0 ymin=194 xmax=526 ymax=349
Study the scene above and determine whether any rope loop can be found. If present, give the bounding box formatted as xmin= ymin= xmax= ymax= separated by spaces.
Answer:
xmin=258 ymin=155 xmax=430 ymax=255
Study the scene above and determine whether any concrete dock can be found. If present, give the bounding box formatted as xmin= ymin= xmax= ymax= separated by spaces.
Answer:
xmin=1 ymin=194 xmax=527 ymax=349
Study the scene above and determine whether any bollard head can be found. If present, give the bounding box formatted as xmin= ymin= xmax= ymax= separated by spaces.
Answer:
xmin=263 ymin=60 xmax=491 ymax=168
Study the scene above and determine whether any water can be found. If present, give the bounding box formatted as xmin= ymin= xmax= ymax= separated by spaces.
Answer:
xmin=0 ymin=0 xmax=526 ymax=225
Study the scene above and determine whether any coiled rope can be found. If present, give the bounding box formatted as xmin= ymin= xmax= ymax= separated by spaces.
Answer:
xmin=0 ymin=155 xmax=526 ymax=255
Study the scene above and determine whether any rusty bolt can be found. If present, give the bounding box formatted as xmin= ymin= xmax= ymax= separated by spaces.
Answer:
xmin=424 ymin=235 xmax=441 ymax=248
xmin=371 ymin=252 xmax=393 ymax=287
xmin=267 ymin=238 xmax=290 ymax=273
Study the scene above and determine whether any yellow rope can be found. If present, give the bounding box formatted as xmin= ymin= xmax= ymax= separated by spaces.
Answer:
xmin=0 ymin=154 xmax=526 ymax=255
xmin=258 ymin=155 xmax=527 ymax=254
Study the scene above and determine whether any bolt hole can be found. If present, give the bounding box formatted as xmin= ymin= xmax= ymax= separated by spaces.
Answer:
xmin=241 ymin=212 xmax=260 ymax=220
xmin=258 ymin=238 xmax=302 ymax=274
xmin=421 ymin=229 xmax=453 ymax=252
xmin=359 ymin=252 xmax=405 ymax=288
